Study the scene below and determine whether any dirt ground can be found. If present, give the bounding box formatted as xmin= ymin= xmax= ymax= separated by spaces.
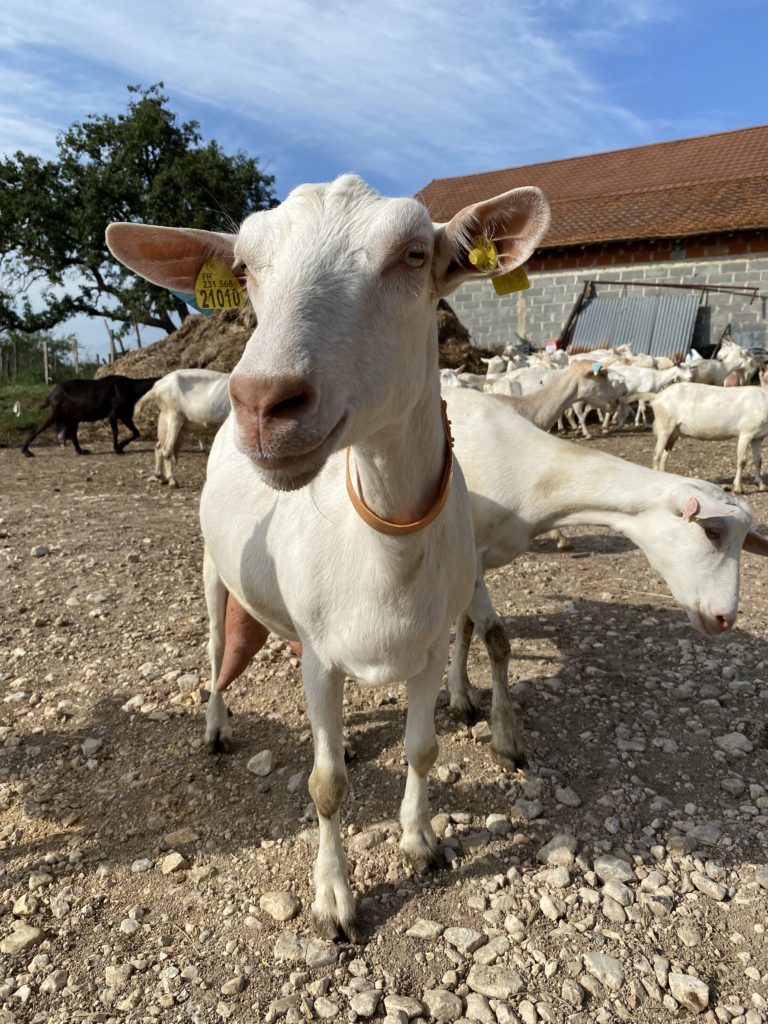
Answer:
xmin=1 ymin=423 xmax=767 ymax=1024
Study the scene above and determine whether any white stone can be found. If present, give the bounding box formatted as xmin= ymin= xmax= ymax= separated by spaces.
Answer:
xmin=247 ymin=750 xmax=274 ymax=776
xmin=668 ymin=972 xmax=709 ymax=1013
xmin=583 ymin=952 xmax=624 ymax=991
xmin=259 ymin=891 xmax=300 ymax=922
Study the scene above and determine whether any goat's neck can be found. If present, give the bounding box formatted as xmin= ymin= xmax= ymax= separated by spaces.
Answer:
xmin=349 ymin=362 xmax=446 ymax=528
xmin=512 ymin=372 xmax=583 ymax=431
xmin=537 ymin=447 xmax=664 ymax=536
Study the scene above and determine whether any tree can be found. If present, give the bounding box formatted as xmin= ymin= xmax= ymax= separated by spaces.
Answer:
xmin=0 ymin=84 xmax=276 ymax=338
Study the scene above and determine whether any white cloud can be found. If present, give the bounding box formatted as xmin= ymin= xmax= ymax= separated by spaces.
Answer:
xmin=0 ymin=0 xmax=662 ymax=193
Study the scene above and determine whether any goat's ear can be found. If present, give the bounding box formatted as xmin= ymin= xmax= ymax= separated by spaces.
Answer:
xmin=432 ymin=187 xmax=550 ymax=296
xmin=743 ymin=529 xmax=768 ymax=556
xmin=106 ymin=224 xmax=237 ymax=292
xmin=677 ymin=493 xmax=739 ymax=522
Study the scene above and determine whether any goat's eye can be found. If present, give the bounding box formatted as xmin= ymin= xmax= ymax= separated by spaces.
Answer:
xmin=705 ymin=527 xmax=722 ymax=542
xmin=404 ymin=249 xmax=427 ymax=268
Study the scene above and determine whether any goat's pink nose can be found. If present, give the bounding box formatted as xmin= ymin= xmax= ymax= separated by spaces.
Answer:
xmin=229 ymin=374 xmax=317 ymax=454
xmin=715 ymin=612 xmax=734 ymax=632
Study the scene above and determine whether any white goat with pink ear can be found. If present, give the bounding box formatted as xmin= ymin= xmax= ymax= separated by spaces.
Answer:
xmin=443 ymin=388 xmax=768 ymax=768
xmin=106 ymin=175 xmax=550 ymax=941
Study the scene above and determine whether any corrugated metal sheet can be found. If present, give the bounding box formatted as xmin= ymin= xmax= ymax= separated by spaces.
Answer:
xmin=569 ymin=293 xmax=699 ymax=361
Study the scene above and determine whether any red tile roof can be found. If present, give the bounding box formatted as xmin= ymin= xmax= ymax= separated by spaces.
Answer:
xmin=416 ymin=125 xmax=768 ymax=248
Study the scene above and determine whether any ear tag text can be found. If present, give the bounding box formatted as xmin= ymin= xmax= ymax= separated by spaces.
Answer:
xmin=194 ymin=259 xmax=243 ymax=311
xmin=468 ymin=235 xmax=498 ymax=273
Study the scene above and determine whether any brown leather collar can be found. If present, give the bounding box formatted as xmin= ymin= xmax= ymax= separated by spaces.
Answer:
xmin=345 ymin=400 xmax=454 ymax=536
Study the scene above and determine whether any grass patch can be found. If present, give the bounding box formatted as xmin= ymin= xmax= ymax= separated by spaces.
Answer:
xmin=0 ymin=383 xmax=51 ymax=445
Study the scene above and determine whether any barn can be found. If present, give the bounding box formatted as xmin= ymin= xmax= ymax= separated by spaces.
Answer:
xmin=418 ymin=124 xmax=768 ymax=358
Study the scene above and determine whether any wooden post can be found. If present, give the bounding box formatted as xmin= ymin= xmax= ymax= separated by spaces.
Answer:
xmin=71 ymin=337 xmax=80 ymax=372
xmin=106 ymin=323 xmax=116 ymax=364
xmin=42 ymin=337 xmax=49 ymax=385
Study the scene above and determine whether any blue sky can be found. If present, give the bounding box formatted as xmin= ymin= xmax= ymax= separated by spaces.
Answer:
xmin=1 ymin=0 xmax=766 ymax=360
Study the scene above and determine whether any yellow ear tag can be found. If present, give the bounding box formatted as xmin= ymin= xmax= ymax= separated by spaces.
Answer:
xmin=468 ymin=235 xmax=498 ymax=273
xmin=194 ymin=259 xmax=243 ymax=311
xmin=492 ymin=266 xmax=530 ymax=296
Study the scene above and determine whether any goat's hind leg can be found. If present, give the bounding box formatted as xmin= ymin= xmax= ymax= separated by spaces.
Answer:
xmin=446 ymin=612 xmax=482 ymax=721
xmin=472 ymin=577 xmax=528 ymax=770
xmin=400 ymin=648 xmax=445 ymax=872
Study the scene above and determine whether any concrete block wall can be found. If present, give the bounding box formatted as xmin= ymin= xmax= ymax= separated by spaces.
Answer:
xmin=449 ymin=254 xmax=768 ymax=352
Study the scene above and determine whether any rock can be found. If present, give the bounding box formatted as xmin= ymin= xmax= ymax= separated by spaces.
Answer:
xmin=406 ymin=919 xmax=445 ymax=940
xmin=555 ymin=786 xmax=582 ymax=807
xmin=537 ymin=833 xmax=577 ymax=866
xmin=755 ymin=866 xmax=768 ymax=890
xmin=384 ymin=994 xmax=425 ymax=1018
xmin=540 ymin=893 xmax=567 ymax=921
xmin=105 ymin=964 xmax=133 ymax=991
xmin=273 ymin=931 xmax=307 ymax=961
xmin=119 ymin=918 xmax=140 ymax=935
xmin=583 ymin=952 xmax=624 ymax=991
xmin=350 ymin=991 xmax=381 ymax=1017
xmin=28 ymin=871 xmax=53 ymax=891
xmin=471 ymin=720 xmax=492 ymax=743
xmin=0 ymin=926 xmax=44 ymax=955
xmin=163 ymin=827 xmax=198 ymax=846
xmin=247 ymin=750 xmax=274 ymax=776
xmin=305 ymin=939 xmax=338 ymax=969
xmin=466 ymin=964 xmax=525 ymax=999
xmin=81 ymin=737 xmax=103 ymax=757
xmin=160 ymin=852 xmax=189 ymax=874
xmin=594 ymin=854 xmax=635 ymax=883
xmin=512 ymin=798 xmax=542 ymax=820
xmin=220 ymin=976 xmax=246 ymax=995
xmin=131 ymin=858 xmax=153 ymax=873
xmin=465 ymin=992 xmax=495 ymax=1024
xmin=485 ymin=813 xmax=511 ymax=836
xmin=677 ymin=925 xmax=703 ymax=947
xmin=422 ymin=988 xmax=463 ymax=1021
xmin=314 ymin=997 xmax=340 ymax=1019
xmin=715 ymin=732 xmax=753 ymax=755
xmin=259 ymin=891 xmax=300 ymax=922
xmin=668 ymin=972 xmax=709 ymax=1013
xmin=689 ymin=871 xmax=727 ymax=901
xmin=443 ymin=926 xmax=487 ymax=955
xmin=30 ymin=545 xmax=50 ymax=557
xmin=40 ymin=969 xmax=68 ymax=994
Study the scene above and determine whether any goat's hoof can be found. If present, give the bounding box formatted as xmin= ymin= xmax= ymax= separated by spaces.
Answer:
xmin=76 ymin=448 xmax=91 ymax=456
xmin=401 ymin=830 xmax=440 ymax=874
xmin=206 ymin=731 xmax=234 ymax=755
xmin=168 ymin=480 xmax=179 ymax=489
xmin=312 ymin=907 xmax=360 ymax=944
xmin=448 ymin=693 xmax=483 ymax=724
xmin=21 ymin=449 xmax=33 ymax=458
xmin=491 ymin=745 xmax=529 ymax=772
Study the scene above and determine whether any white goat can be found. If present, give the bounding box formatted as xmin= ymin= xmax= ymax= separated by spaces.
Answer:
xmin=491 ymin=361 xmax=617 ymax=431
xmin=443 ymin=387 xmax=767 ymax=767
xmin=650 ymin=374 xmax=768 ymax=493
xmin=107 ymin=174 xmax=550 ymax=940
xmin=137 ymin=369 xmax=231 ymax=487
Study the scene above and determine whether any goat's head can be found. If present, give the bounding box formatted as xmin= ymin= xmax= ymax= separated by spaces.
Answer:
xmin=106 ymin=175 xmax=548 ymax=490
xmin=628 ymin=480 xmax=767 ymax=635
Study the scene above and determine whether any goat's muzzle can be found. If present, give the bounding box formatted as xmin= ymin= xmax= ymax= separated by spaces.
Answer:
xmin=229 ymin=373 xmax=342 ymax=489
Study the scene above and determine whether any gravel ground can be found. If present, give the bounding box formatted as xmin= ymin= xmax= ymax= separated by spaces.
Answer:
xmin=1 ymin=426 xmax=767 ymax=1024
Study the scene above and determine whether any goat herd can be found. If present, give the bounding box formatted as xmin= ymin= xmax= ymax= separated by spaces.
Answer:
xmin=16 ymin=176 xmax=768 ymax=942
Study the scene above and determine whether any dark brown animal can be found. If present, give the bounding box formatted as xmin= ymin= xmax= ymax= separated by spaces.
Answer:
xmin=21 ymin=375 xmax=160 ymax=457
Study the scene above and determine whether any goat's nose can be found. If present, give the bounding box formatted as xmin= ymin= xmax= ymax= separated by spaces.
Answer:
xmin=715 ymin=612 xmax=734 ymax=633
xmin=230 ymin=374 xmax=316 ymax=424
xmin=229 ymin=374 xmax=318 ymax=455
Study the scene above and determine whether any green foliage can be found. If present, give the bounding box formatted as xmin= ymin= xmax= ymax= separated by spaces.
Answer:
xmin=0 ymin=83 xmax=276 ymax=338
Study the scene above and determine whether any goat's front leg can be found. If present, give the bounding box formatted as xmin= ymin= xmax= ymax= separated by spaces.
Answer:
xmin=400 ymin=649 xmax=445 ymax=872
xmin=303 ymin=659 xmax=356 ymax=941
xmin=203 ymin=548 xmax=232 ymax=753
